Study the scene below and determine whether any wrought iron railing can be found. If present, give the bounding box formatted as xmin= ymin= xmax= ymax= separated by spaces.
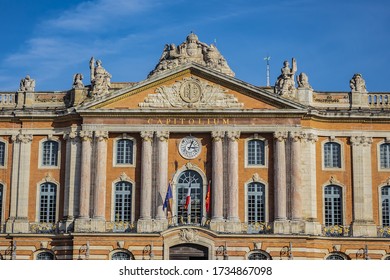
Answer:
xmin=30 ymin=222 xmax=58 ymax=234
xmin=322 ymin=225 xmax=350 ymax=237
xmin=377 ymin=226 xmax=390 ymax=238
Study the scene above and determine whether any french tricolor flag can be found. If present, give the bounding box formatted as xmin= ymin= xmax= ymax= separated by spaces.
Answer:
xmin=184 ymin=181 xmax=191 ymax=211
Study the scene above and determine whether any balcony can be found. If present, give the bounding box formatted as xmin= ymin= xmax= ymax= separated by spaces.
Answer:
xmin=322 ymin=225 xmax=351 ymax=237
xmin=377 ymin=226 xmax=390 ymax=238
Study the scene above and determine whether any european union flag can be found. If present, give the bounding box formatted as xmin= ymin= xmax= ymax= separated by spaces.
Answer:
xmin=163 ymin=183 xmax=173 ymax=212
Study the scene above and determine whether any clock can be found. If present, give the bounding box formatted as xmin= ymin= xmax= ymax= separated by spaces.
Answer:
xmin=179 ymin=136 xmax=202 ymax=159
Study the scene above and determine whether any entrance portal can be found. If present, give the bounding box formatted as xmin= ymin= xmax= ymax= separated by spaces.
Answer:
xmin=169 ymin=243 xmax=208 ymax=260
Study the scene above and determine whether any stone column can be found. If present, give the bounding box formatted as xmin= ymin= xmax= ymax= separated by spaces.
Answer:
xmin=62 ymin=128 xmax=81 ymax=231
xmin=273 ymin=131 xmax=289 ymax=234
xmin=209 ymin=131 xmax=225 ymax=232
xmin=226 ymin=131 xmax=241 ymax=233
xmin=6 ymin=134 xmax=20 ymax=232
xmin=137 ymin=131 xmax=154 ymax=233
xmin=290 ymin=132 xmax=304 ymax=233
xmin=301 ymin=133 xmax=322 ymax=235
xmin=92 ymin=131 xmax=108 ymax=231
xmin=155 ymin=131 xmax=169 ymax=231
xmin=350 ymin=136 xmax=376 ymax=236
xmin=11 ymin=133 xmax=32 ymax=233
xmin=74 ymin=130 xmax=93 ymax=232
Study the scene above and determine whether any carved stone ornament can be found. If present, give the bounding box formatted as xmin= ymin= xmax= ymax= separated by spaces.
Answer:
xmin=79 ymin=130 xmax=93 ymax=141
xmin=227 ymin=131 xmax=240 ymax=141
xmin=349 ymin=73 xmax=367 ymax=93
xmin=252 ymin=173 xmax=260 ymax=182
xmin=273 ymin=131 xmax=288 ymax=142
xmin=11 ymin=133 xmax=33 ymax=144
xmin=89 ymin=57 xmax=112 ymax=96
xmin=156 ymin=131 xmax=170 ymax=141
xmin=95 ymin=130 xmax=108 ymax=141
xmin=140 ymin=131 xmax=154 ymax=141
xmin=211 ymin=131 xmax=225 ymax=141
xmin=179 ymin=228 xmax=199 ymax=243
xmin=72 ymin=73 xmax=84 ymax=89
xmin=19 ymin=75 xmax=35 ymax=92
xmin=350 ymin=136 xmax=373 ymax=146
xmin=297 ymin=72 xmax=312 ymax=89
xmin=329 ymin=176 xmax=340 ymax=185
xmin=139 ymin=76 xmax=243 ymax=109
xmin=275 ymin=58 xmax=297 ymax=97
xmin=119 ymin=172 xmax=130 ymax=182
xmin=148 ymin=32 xmax=234 ymax=78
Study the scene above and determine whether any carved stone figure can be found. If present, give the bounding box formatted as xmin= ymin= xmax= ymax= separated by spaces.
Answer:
xmin=148 ymin=32 xmax=234 ymax=78
xmin=349 ymin=73 xmax=367 ymax=93
xmin=89 ymin=57 xmax=112 ymax=96
xmin=72 ymin=73 xmax=84 ymax=89
xmin=297 ymin=72 xmax=311 ymax=89
xmin=19 ymin=75 xmax=35 ymax=92
xmin=275 ymin=58 xmax=297 ymax=96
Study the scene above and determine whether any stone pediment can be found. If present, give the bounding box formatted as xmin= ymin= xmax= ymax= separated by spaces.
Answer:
xmin=80 ymin=64 xmax=306 ymax=111
xmin=139 ymin=76 xmax=243 ymax=109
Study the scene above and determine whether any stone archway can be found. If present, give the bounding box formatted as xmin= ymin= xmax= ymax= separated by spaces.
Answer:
xmin=169 ymin=243 xmax=208 ymax=260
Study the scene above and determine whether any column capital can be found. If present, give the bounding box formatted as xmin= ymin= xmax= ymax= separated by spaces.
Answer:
xmin=350 ymin=136 xmax=373 ymax=146
xmin=11 ymin=133 xmax=33 ymax=144
xmin=302 ymin=132 xmax=318 ymax=143
xmin=79 ymin=130 xmax=93 ymax=141
xmin=95 ymin=130 xmax=109 ymax=142
xmin=63 ymin=129 xmax=80 ymax=142
xmin=273 ymin=131 xmax=288 ymax=142
xmin=227 ymin=131 xmax=240 ymax=141
xmin=141 ymin=131 xmax=154 ymax=142
xmin=156 ymin=131 xmax=169 ymax=142
xmin=211 ymin=131 xmax=225 ymax=142
xmin=290 ymin=131 xmax=304 ymax=142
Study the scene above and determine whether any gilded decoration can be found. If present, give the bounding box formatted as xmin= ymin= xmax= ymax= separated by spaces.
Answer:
xmin=139 ymin=76 xmax=243 ymax=109
xmin=179 ymin=228 xmax=199 ymax=243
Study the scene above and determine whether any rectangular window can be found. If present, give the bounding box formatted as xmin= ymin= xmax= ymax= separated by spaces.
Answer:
xmin=380 ymin=144 xmax=390 ymax=169
xmin=247 ymin=140 xmax=265 ymax=166
xmin=324 ymin=185 xmax=342 ymax=226
xmin=0 ymin=142 xmax=5 ymax=166
xmin=324 ymin=142 xmax=341 ymax=168
xmin=42 ymin=141 xmax=58 ymax=166
xmin=247 ymin=182 xmax=265 ymax=223
xmin=116 ymin=139 xmax=133 ymax=165
xmin=39 ymin=183 xmax=56 ymax=223
xmin=115 ymin=182 xmax=132 ymax=222
xmin=382 ymin=187 xmax=390 ymax=226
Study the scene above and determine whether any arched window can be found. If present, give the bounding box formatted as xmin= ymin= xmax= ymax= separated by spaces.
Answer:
xmin=324 ymin=185 xmax=343 ymax=226
xmin=0 ymin=142 xmax=5 ymax=166
xmin=326 ymin=253 xmax=346 ymax=260
xmin=42 ymin=140 xmax=59 ymax=166
xmin=380 ymin=143 xmax=390 ymax=169
xmin=324 ymin=142 xmax=341 ymax=168
xmin=176 ymin=170 xmax=203 ymax=224
xmin=114 ymin=181 xmax=132 ymax=222
xmin=248 ymin=250 xmax=272 ymax=260
xmin=36 ymin=251 xmax=55 ymax=260
xmin=116 ymin=139 xmax=134 ymax=165
xmin=39 ymin=183 xmax=57 ymax=223
xmin=382 ymin=186 xmax=390 ymax=226
xmin=247 ymin=182 xmax=266 ymax=223
xmin=247 ymin=139 xmax=265 ymax=166
xmin=112 ymin=251 xmax=133 ymax=260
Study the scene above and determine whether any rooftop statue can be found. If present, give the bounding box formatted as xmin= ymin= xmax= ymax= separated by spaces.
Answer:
xmin=72 ymin=73 xmax=84 ymax=89
xmin=275 ymin=58 xmax=297 ymax=96
xmin=350 ymin=73 xmax=367 ymax=93
xmin=297 ymin=72 xmax=311 ymax=89
xmin=19 ymin=75 xmax=35 ymax=92
xmin=148 ymin=32 xmax=235 ymax=78
xmin=89 ymin=57 xmax=112 ymax=96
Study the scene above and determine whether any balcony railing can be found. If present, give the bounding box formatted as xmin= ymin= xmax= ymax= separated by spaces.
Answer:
xmin=105 ymin=221 xmax=137 ymax=233
xmin=30 ymin=222 xmax=58 ymax=234
xmin=243 ymin=222 xmax=272 ymax=234
xmin=377 ymin=226 xmax=390 ymax=238
xmin=322 ymin=225 xmax=350 ymax=237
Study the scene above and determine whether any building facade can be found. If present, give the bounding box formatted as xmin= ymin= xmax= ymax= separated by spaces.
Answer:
xmin=0 ymin=33 xmax=390 ymax=260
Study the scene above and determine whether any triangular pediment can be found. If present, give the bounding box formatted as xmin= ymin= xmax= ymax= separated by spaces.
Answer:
xmin=79 ymin=63 xmax=306 ymax=111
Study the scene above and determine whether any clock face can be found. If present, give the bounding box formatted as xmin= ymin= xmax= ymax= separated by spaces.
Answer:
xmin=179 ymin=136 xmax=201 ymax=159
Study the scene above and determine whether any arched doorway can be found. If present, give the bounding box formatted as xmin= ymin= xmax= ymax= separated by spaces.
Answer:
xmin=169 ymin=244 xmax=208 ymax=260
xmin=176 ymin=170 xmax=203 ymax=224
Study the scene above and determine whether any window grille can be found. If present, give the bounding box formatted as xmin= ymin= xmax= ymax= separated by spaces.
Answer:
xmin=247 ymin=182 xmax=265 ymax=223
xmin=114 ymin=181 xmax=132 ymax=222
xmin=324 ymin=185 xmax=343 ymax=226
xmin=247 ymin=139 xmax=265 ymax=165
xmin=39 ymin=183 xmax=57 ymax=223
xmin=380 ymin=143 xmax=390 ymax=169
xmin=382 ymin=186 xmax=390 ymax=226
xmin=116 ymin=139 xmax=133 ymax=164
xmin=324 ymin=142 xmax=341 ymax=168
xmin=42 ymin=141 xmax=59 ymax=166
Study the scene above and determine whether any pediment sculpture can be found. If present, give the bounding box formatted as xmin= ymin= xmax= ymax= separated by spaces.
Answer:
xmin=275 ymin=58 xmax=297 ymax=97
xmin=89 ymin=57 xmax=112 ymax=96
xmin=139 ymin=76 xmax=243 ymax=109
xmin=148 ymin=32 xmax=235 ymax=78
xmin=19 ymin=75 xmax=35 ymax=92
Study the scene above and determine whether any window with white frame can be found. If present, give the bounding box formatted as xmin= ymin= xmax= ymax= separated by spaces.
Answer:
xmin=0 ymin=142 xmax=5 ymax=166
xmin=380 ymin=143 xmax=390 ymax=169
xmin=324 ymin=142 xmax=341 ymax=168
xmin=36 ymin=251 xmax=55 ymax=260
xmin=39 ymin=183 xmax=57 ymax=223
xmin=112 ymin=251 xmax=133 ymax=260
xmin=324 ymin=185 xmax=343 ymax=226
xmin=382 ymin=186 xmax=390 ymax=226
xmin=42 ymin=140 xmax=59 ymax=166
xmin=116 ymin=139 xmax=134 ymax=165
xmin=114 ymin=181 xmax=132 ymax=222
xmin=247 ymin=182 xmax=266 ymax=223
xmin=247 ymin=139 xmax=265 ymax=166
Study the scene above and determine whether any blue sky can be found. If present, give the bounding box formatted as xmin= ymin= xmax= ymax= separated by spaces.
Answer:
xmin=0 ymin=0 xmax=389 ymax=92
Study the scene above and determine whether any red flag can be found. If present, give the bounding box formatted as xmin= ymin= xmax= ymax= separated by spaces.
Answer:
xmin=184 ymin=182 xmax=191 ymax=210
xmin=205 ymin=180 xmax=211 ymax=214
